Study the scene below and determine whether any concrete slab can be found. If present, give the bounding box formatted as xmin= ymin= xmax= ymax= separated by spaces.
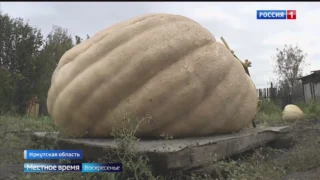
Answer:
xmin=30 ymin=126 xmax=289 ymax=171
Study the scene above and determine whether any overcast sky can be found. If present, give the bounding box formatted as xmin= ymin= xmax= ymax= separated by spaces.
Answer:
xmin=2 ymin=2 xmax=320 ymax=88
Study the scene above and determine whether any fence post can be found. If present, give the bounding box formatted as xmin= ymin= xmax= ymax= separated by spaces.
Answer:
xmin=270 ymin=82 xmax=273 ymax=102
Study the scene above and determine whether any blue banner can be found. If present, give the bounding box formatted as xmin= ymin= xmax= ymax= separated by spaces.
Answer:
xmin=82 ymin=163 xmax=123 ymax=173
xmin=24 ymin=163 xmax=82 ymax=172
xmin=257 ymin=10 xmax=287 ymax=19
xmin=24 ymin=150 xmax=83 ymax=160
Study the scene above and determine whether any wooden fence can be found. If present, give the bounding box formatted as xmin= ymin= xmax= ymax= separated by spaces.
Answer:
xmin=257 ymin=82 xmax=304 ymax=109
xmin=26 ymin=96 xmax=39 ymax=118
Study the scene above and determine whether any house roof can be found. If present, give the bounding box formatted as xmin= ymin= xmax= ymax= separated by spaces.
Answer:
xmin=298 ymin=70 xmax=320 ymax=80
xmin=311 ymin=70 xmax=320 ymax=74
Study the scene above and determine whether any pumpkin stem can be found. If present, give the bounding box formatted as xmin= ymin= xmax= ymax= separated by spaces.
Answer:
xmin=220 ymin=37 xmax=252 ymax=72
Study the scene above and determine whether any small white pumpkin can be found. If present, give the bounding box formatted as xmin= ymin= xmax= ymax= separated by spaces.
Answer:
xmin=282 ymin=104 xmax=304 ymax=121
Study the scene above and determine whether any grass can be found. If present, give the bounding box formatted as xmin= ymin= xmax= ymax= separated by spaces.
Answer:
xmin=0 ymin=101 xmax=320 ymax=180
xmin=251 ymin=100 xmax=285 ymax=126
xmin=256 ymin=100 xmax=320 ymax=126
xmin=296 ymin=101 xmax=320 ymax=119
xmin=0 ymin=114 xmax=160 ymax=180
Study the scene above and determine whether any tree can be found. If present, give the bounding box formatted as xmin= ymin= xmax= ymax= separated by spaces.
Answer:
xmin=0 ymin=12 xmax=88 ymax=115
xmin=273 ymin=44 xmax=308 ymax=93
xmin=0 ymin=12 xmax=15 ymax=113
xmin=35 ymin=25 xmax=74 ymax=115
xmin=0 ymin=12 xmax=44 ymax=114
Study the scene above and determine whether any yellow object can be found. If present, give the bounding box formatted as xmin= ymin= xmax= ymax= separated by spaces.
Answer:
xmin=282 ymin=104 xmax=304 ymax=121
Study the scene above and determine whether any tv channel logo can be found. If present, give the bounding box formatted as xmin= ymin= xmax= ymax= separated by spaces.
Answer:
xmin=257 ymin=10 xmax=296 ymax=20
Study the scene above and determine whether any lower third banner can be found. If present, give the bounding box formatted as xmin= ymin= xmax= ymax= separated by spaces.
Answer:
xmin=82 ymin=163 xmax=123 ymax=173
xmin=24 ymin=163 xmax=123 ymax=173
xmin=24 ymin=163 xmax=82 ymax=172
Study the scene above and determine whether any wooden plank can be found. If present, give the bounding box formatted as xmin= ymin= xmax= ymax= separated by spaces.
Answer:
xmin=30 ymin=126 xmax=289 ymax=171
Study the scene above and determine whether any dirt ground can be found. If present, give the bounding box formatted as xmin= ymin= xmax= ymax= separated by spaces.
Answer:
xmin=0 ymin=117 xmax=320 ymax=180
xmin=280 ymin=119 xmax=320 ymax=180
xmin=276 ymin=119 xmax=320 ymax=180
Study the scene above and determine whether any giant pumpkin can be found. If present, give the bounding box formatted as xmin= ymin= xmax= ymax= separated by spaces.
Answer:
xmin=47 ymin=13 xmax=258 ymax=138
